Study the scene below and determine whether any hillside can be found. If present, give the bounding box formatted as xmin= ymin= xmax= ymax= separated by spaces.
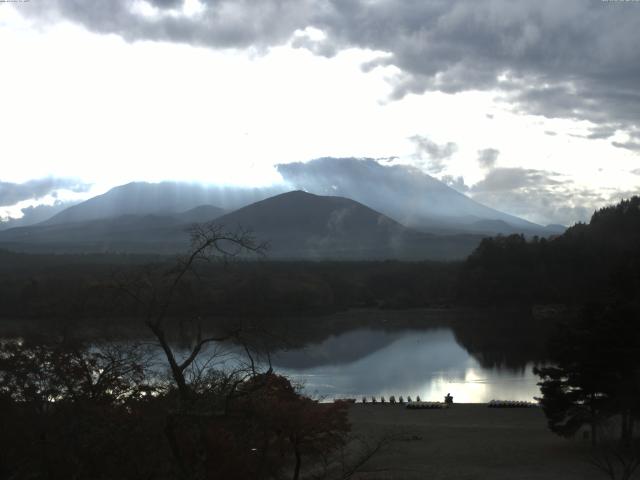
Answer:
xmin=214 ymin=190 xmax=484 ymax=260
xmin=0 ymin=205 xmax=225 ymax=254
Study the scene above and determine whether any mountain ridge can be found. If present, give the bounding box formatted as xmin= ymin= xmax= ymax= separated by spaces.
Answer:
xmin=276 ymin=158 xmax=553 ymax=235
xmin=37 ymin=158 xmax=554 ymax=237
xmin=43 ymin=182 xmax=285 ymax=225
xmin=0 ymin=190 xmax=484 ymax=260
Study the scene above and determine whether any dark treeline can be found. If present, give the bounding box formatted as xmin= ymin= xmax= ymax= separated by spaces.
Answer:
xmin=535 ymin=302 xmax=640 ymax=447
xmin=0 ymin=254 xmax=461 ymax=323
xmin=457 ymin=197 xmax=640 ymax=459
xmin=458 ymin=196 xmax=640 ymax=307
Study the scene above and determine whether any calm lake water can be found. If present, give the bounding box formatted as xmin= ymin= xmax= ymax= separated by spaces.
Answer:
xmin=3 ymin=312 xmax=545 ymax=404
xmin=212 ymin=326 xmax=542 ymax=403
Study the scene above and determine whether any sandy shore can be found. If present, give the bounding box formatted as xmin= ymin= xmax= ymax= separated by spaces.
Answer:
xmin=348 ymin=403 xmax=602 ymax=480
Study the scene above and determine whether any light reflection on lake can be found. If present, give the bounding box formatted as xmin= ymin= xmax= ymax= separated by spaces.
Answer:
xmin=2 ymin=318 xmax=543 ymax=403
xmin=267 ymin=328 xmax=541 ymax=403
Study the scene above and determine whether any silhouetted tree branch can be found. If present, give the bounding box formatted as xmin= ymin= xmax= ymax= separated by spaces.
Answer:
xmin=114 ymin=222 xmax=266 ymax=406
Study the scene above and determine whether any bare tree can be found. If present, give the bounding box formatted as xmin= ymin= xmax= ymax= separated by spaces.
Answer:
xmin=110 ymin=223 xmax=397 ymax=480
xmin=115 ymin=222 xmax=266 ymax=406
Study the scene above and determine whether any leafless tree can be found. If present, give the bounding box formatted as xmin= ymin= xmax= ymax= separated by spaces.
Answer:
xmin=110 ymin=223 xmax=398 ymax=480
xmin=114 ymin=222 xmax=267 ymax=406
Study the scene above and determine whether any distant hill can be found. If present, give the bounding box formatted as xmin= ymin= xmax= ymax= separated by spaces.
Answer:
xmin=468 ymin=219 xmax=521 ymax=235
xmin=0 ymin=201 xmax=81 ymax=231
xmin=542 ymin=224 xmax=567 ymax=235
xmin=277 ymin=157 xmax=558 ymax=236
xmin=0 ymin=191 xmax=484 ymax=260
xmin=0 ymin=214 xmax=185 ymax=254
xmin=213 ymin=190 xmax=484 ymax=260
xmin=0 ymin=205 xmax=226 ymax=254
xmin=178 ymin=205 xmax=226 ymax=224
xmin=44 ymin=182 xmax=285 ymax=225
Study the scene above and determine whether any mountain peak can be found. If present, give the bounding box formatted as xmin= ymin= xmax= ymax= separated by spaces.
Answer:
xmin=277 ymin=157 xmax=544 ymax=234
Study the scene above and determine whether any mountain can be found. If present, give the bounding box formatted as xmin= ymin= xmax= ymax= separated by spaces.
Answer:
xmin=44 ymin=182 xmax=286 ymax=225
xmin=0 ymin=214 xmax=185 ymax=254
xmin=277 ymin=158 xmax=557 ymax=236
xmin=542 ymin=224 xmax=567 ymax=235
xmin=0 ymin=201 xmax=82 ymax=231
xmin=0 ymin=191 xmax=484 ymax=259
xmin=0 ymin=205 xmax=226 ymax=254
xmin=2 ymin=156 xmax=555 ymax=258
xmin=212 ymin=190 xmax=483 ymax=260
xmin=178 ymin=205 xmax=226 ymax=224
xmin=32 ymin=158 xmax=555 ymax=238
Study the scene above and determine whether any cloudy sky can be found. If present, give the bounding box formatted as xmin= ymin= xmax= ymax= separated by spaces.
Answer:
xmin=1 ymin=0 xmax=639 ymax=226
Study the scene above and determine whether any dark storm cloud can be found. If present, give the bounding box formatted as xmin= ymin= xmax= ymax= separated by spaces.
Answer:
xmin=323 ymin=1 xmax=640 ymax=142
xmin=22 ymin=1 xmax=640 ymax=141
xmin=409 ymin=135 xmax=458 ymax=174
xmin=25 ymin=0 xmax=318 ymax=50
xmin=477 ymin=148 xmax=499 ymax=169
xmin=0 ymin=178 xmax=90 ymax=207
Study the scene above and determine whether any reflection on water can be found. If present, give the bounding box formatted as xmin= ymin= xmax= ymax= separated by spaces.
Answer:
xmin=269 ymin=328 xmax=541 ymax=403
xmin=1 ymin=311 xmax=547 ymax=403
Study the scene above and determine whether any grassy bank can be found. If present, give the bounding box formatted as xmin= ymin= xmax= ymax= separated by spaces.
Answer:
xmin=349 ymin=403 xmax=601 ymax=479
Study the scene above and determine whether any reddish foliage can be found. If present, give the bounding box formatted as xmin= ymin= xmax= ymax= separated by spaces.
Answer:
xmin=0 ymin=342 xmax=350 ymax=480
xmin=169 ymin=373 xmax=351 ymax=479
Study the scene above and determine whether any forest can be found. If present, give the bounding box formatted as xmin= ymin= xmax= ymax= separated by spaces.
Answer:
xmin=458 ymin=196 xmax=640 ymax=307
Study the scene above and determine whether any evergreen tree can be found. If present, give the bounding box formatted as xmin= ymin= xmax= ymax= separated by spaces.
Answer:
xmin=535 ymin=302 xmax=640 ymax=445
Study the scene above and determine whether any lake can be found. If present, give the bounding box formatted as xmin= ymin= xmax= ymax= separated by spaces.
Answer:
xmin=210 ymin=325 xmax=542 ymax=403
xmin=2 ymin=310 xmax=547 ymax=403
